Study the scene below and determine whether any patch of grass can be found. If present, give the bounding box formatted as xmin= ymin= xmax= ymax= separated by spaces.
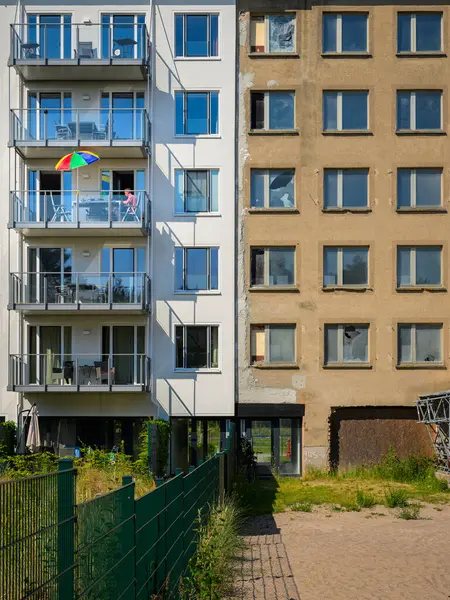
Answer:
xmin=356 ymin=489 xmax=377 ymax=508
xmin=290 ymin=502 xmax=312 ymax=512
xmin=384 ymin=488 xmax=409 ymax=508
xmin=398 ymin=503 xmax=421 ymax=520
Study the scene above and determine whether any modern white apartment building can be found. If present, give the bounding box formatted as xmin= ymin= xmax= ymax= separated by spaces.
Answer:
xmin=0 ymin=0 xmax=235 ymax=460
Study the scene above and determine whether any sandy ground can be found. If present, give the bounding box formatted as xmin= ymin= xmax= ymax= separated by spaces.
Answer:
xmin=278 ymin=504 xmax=450 ymax=600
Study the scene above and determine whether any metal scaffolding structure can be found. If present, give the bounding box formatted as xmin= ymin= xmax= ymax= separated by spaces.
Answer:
xmin=416 ymin=391 xmax=450 ymax=474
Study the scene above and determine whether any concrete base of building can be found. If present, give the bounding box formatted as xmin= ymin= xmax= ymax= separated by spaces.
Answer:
xmin=303 ymin=446 xmax=328 ymax=471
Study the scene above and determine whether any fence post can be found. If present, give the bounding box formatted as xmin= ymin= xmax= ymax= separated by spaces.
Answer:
xmin=147 ymin=420 xmax=151 ymax=476
xmin=57 ymin=458 xmax=75 ymax=600
xmin=121 ymin=475 xmax=136 ymax=600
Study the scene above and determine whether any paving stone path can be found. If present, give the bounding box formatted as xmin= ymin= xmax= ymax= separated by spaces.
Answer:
xmin=230 ymin=516 xmax=300 ymax=600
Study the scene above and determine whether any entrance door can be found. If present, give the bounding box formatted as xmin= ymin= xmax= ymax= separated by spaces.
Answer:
xmin=28 ymin=247 xmax=72 ymax=303
xmin=251 ymin=420 xmax=273 ymax=466
xmin=102 ymin=326 xmax=145 ymax=384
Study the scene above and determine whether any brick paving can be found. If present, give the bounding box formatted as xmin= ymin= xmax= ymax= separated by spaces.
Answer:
xmin=230 ymin=516 xmax=300 ymax=600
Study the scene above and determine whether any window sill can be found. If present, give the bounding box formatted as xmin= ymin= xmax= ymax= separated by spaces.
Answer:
xmin=248 ymin=52 xmax=300 ymax=59
xmin=174 ymin=134 xmax=222 ymax=139
xmin=174 ymin=369 xmax=222 ymax=374
xmin=249 ymin=129 xmax=299 ymax=136
xmin=252 ymin=362 xmax=299 ymax=370
xmin=174 ymin=212 xmax=222 ymax=218
xmin=323 ymin=207 xmax=371 ymax=214
xmin=396 ymin=130 xmax=446 ymax=136
xmin=174 ymin=290 xmax=222 ymax=296
xmin=322 ymin=286 xmax=372 ymax=293
xmin=396 ymin=286 xmax=446 ymax=293
xmin=322 ymin=130 xmax=372 ymax=136
xmin=248 ymin=207 xmax=299 ymax=214
xmin=175 ymin=56 xmax=221 ymax=61
xmin=323 ymin=363 xmax=372 ymax=370
xmin=249 ymin=286 xmax=299 ymax=293
xmin=396 ymin=51 xmax=447 ymax=58
xmin=396 ymin=363 xmax=446 ymax=370
xmin=396 ymin=207 xmax=446 ymax=214
xmin=321 ymin=51 xmax=372 ymax=59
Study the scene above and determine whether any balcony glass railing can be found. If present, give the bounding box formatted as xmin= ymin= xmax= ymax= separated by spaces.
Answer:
xmin=10 ymin=272 xmax=150 ymax=307
xmin=9 ymin=354 xmax=150 ymax=388
xmin=10 ymin=108 xmax=150 ymax=145
xmin=10 ymin=190 xmax=150 ymax=226
xmin=11 ymin=23 xmax=148 ymax=62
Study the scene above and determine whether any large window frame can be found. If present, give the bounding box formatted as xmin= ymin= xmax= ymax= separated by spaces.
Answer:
xmin=250 ymin=13 xmax=296 ymax=54
xmin=397 ymin=324 xmax=443 ymax=366
xmin=250 ymin=324 xmax=296 ymax=365
xmin=323 ymin=246 xmax=369 ymax=288
xmin=324 ymin=324 xmax=370 ymax=366
xmin=175 ymin=247 xmax=219 ymax=292
xmin=250 ymin=247 xmax=296 ymax=288
xmin=175 ymin=325 xmax=219 ymax=370
xmin=397 ymin=168 xmax=443 ymax=210
xmin=397 ymin=12 xmax=443 ymax=54
xmin=175 ymin=13 xmax=219 ymax=58
xmin=322 ymin=12 xmax=369 ymax=54
xmin=396 ymin=90 xmax=443 ymax=132
xmin=175 ymin=91 xmax=219 ymax=136
xmin=397 ymin=246 xmax=443 ymax=288
xmin=250 ymin=169 xmax=295 ymax=209
xmin=323 ymin=91 xmax=369 ymax=132
xmin=324 ymin=168 xmax=369 ymax=210
xmin=250 ymin=91 xmax=295 ymax=131
xmin=175 ymin=169 xmax=219 ymax=214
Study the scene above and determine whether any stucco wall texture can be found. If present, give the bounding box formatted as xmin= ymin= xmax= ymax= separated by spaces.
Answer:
xmin=237 ymin=1 xmax=450 ymax=468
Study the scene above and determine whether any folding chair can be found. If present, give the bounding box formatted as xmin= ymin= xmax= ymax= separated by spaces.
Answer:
xmin=122 ymin=193 xmax=141 ymax=222
xmin=50 ymin=192 xmax=72 ymax=222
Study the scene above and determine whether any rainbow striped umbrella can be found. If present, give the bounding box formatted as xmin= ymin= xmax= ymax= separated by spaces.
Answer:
xmin=55 ymin=150 xmax=100 ymax=171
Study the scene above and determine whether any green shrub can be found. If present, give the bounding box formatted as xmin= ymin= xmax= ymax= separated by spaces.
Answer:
xmin=0 ymin=421 xmax=17 ymax=457
xmin=135 ymin=419 xmax=170 ymax=478
xmin=398 ymin=503 xmax=421 ymax=520
xmin=384 ymin=488 xmax=409 ymax=508
xmin=356 ymin=489 xmax=377 ymax=508
xmin=290 ymin=502 xmax=313 ymax=512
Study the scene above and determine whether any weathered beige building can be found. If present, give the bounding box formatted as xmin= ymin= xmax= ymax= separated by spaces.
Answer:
xmin=237 ymin=1 xmax=447 ymax=472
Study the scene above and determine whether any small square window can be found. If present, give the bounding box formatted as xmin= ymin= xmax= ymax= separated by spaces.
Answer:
xmin=251 ymin=324 xmax=296 ymax=364
xmin=323 ymin=13 xmax=368 ymax=54
xmin=175 ymin=91 xmax=219 ymax=135
xmin=175 ymin=14 xmax=219 ymax=57
xmin=398 ymin=324 xmax=443 ymax=365
xmin=397 ymin=246 xmax=442 ymax=287
xmin=323 ymin=247 xmax=369 ymax=288
xmin=251 ymin=91 xmax=295 ymax=131
xmin=398 ymin=13 xmax=442 ymax=53
xmin=323 ymin=91 xmax=369 ymax=131
xmin=175 ymin=169 xmax=219 ymax=213
xmin=175 ymin=247 xmax=219 ymax=291
xmin=397 ymin=91 xmax=442 ymax=132
xmin=251 ymin=169 xmax=295 ymax=209
xmin=250 ymin=14 xmax=296 ymax=54
xmin=324 ymin=169 xmax=368 ymax=209
xmin=325 ymin=324 xmax=369 ymax=365
xmin=251 ymin=247 xmax=295 ymax=287
xmin=175 ymin=325 xmax=219 ymax=369
xmin=397 ymin=168 xmax=442 ymax=209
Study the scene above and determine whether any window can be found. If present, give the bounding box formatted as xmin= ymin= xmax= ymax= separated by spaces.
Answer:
xmin=397 ymin=91 xmax=442 ymax=132
xmin=251 ymin=91 xmax=295 ymax=131
xmin=324 ymin=169 xmax=369 ymax=209
xmin=175 ymin=14 xmax=219 ymax=57
xmin=175 ymin=247 xmax=218 ymax=291
xmin=398 ymin=13 xmax=442 ymax=53
xmin=251 ymin=169 xmax=295 ymax=208
xmin=398 ymin=324 xmax=443 ymax=365
xmin=175 ymin=91 xmax=219 ymax=135
xmin=175 ymin=325 xmax=219 ymax=369
xmin=397 ymin=246 xmax=442 ymax=287
xmin=250 ymin=14 xmax=296 ymax=54
xmin=250 ymin=247 xmax=295 ymax=287
xmin=251 ymin=324 xmax=296 ymax=364
xmin=323 ymin=13 xmax=368 ymax=54
xmin=397 ymin=168 xmax=442 ymax=209
xmin=175 ymin=170 xmax=219 ymax=213
xmin=28 ymin=14 xmax=72 ymax=60
xmin=323 ymin=247 xmax=368 ymax=287
xmin=101 ymin=14 xmax=146 ymax=60
xmin=325 ymin=324 xmax=369 ymax=365
xmin=323 ymin=91 xmax=369 ymax=131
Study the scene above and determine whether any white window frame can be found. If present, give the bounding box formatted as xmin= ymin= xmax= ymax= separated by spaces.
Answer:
xmin=100 ymin=14 xmax=146 ymax=60
xmin=250 ymin=169 xmax=295 ymax=209
xmin=174 ymin=13 xmax=220 ymax=58
xmin=175 ymin=91 xmax=219 ymax=136
xmin=250 ymin=324 xmax=296 ymax=365
xmin=174 ymin=247 xmax=219 ymax=292
xmin=174 ymin=169 xmax=219 ymax=214
xmin=251 ymin=247 xmax=296 ymax=287
xmin=323 ymin=12 xmax=369 ymax=54
xmin=397 ymin=246 xmax=442 ymax=288
xmin=398 ymin=168 xmax=443 ymax=209
xmin=398 ymin=12 xmax=443 ymax=53
xmin=323 ymin=246 xmax=369 ymax=287
xmin=27 ymin=14 xmax=72 ymax=59
xmin=325 ymin=324 xmax=370 ymax=365
xmin=398 ymin=324 xmax=443 ymax=365
xmin=253 ymin=91 xmax=296 ymax=131
xmin=250 ymin=13 xmax=296 ymax=54
xmin=398 ymin=91 xmax=443 ymax=131
xmin=324 ymin=91 xmax=369 ymax=131
xmin=175 ymin=324 xmax=220 ymax=371
xmin=324 ymin=169 xmax=369 ymax=209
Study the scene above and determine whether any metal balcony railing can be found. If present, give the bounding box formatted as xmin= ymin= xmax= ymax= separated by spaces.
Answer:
xmin=9 ymin=354 xmax=150 ymax=388
xmin=10 ymin=190 xmax=150 ymax=228
xmin=10 ymin=108 xmax=150 ymax=146
xmin=10 ymin=272 xmax=150 ymax=308
xmin=10 ymin=22 xmax=149 ymax=63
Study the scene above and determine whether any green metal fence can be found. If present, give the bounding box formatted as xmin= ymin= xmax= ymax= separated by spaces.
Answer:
xmin=0 ymin=425 xmax=235 ymax=600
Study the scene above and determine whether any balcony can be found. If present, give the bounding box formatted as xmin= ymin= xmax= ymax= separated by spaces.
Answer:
xmin=9 ymin=190 xmax=150 ymax=236
xmin=9 ymin=354 xmax=150 ymax=392
xmin=10 ymin=23 xmax=149 ymax=81
xmin=9 ymin=272 xmax=150 ymax=313
xmin=10 ymin=108 xmax=150 ymax=158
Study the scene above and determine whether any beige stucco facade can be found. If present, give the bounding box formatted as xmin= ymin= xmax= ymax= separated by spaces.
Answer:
xmin=237 ymin=1 xmax=450 ymax=469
